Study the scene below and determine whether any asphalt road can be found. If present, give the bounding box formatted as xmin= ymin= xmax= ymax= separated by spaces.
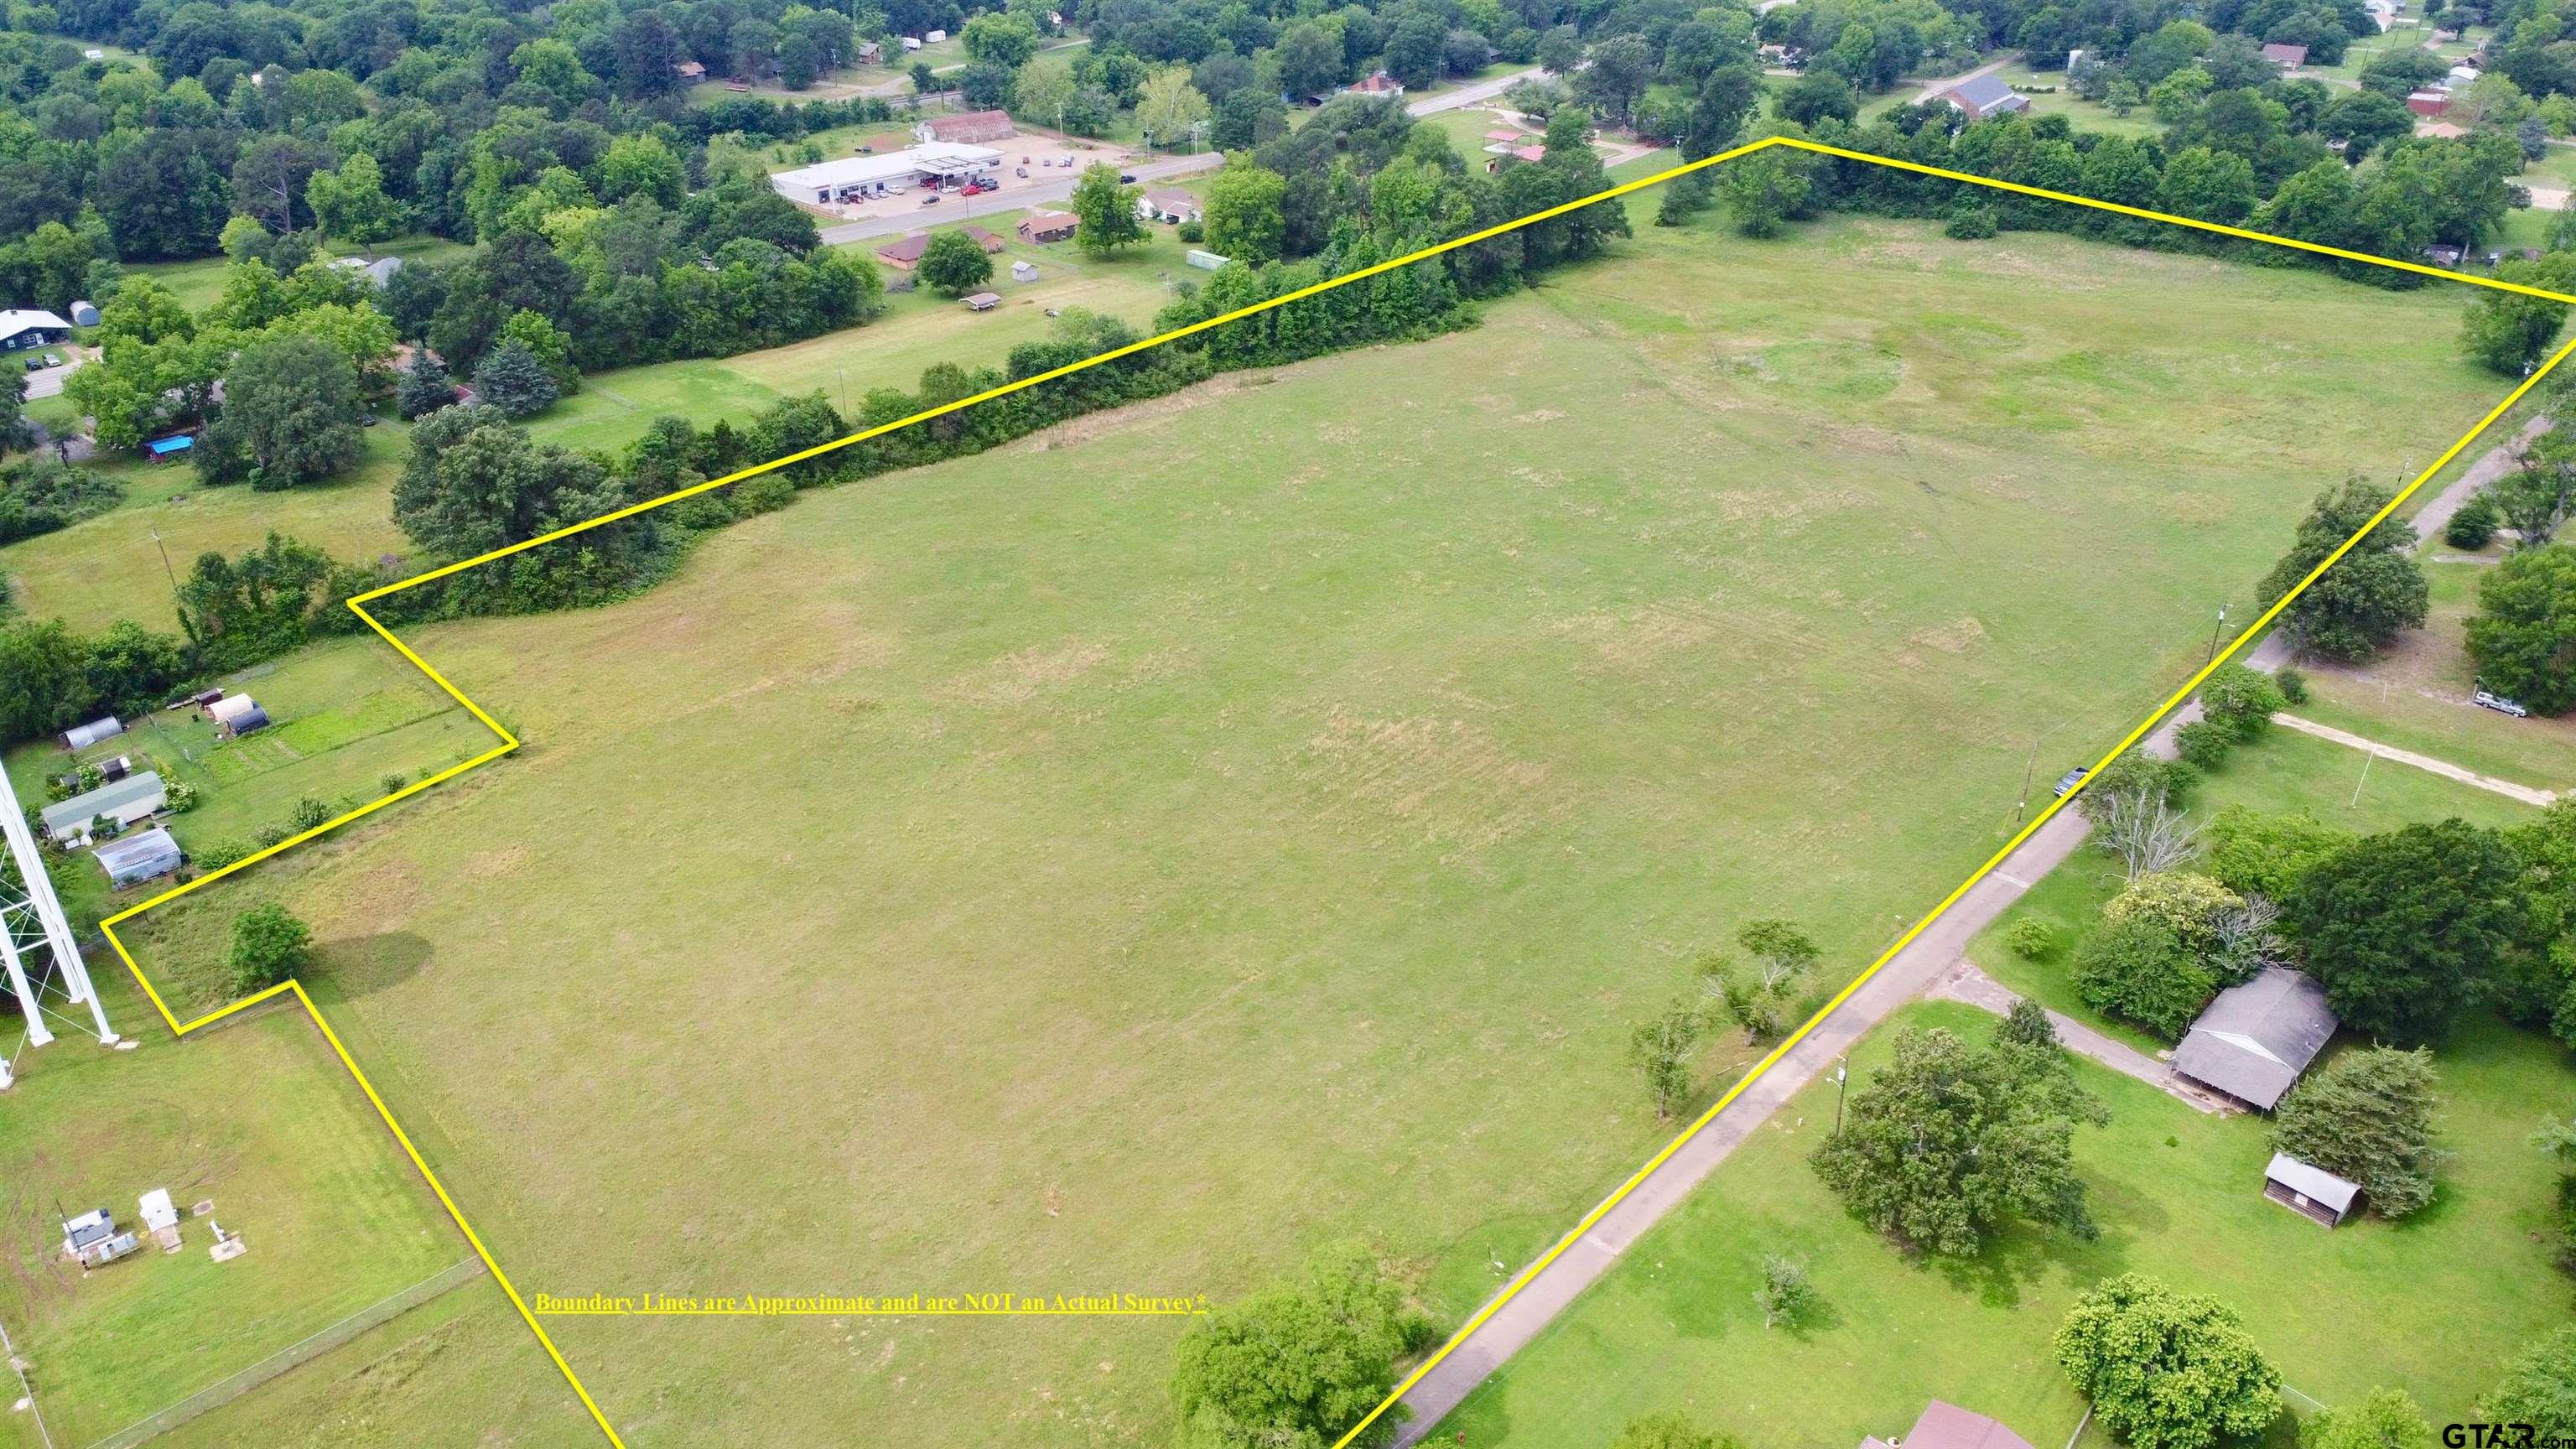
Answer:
xmin=1405 ymin=67 xmax=1547 ymax=117
xmin=813 ymin=152 xmax=1222 ymax=246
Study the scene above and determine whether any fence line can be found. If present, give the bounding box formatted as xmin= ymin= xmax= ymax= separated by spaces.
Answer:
xmin=0 ymin=1313 xmax=58 ymax=1449
xmin=81 ymin=1256 xmax=487 ymax=1449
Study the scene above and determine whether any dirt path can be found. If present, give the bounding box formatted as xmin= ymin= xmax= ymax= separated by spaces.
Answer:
xmin=1927 ymin=960 xmax=2230 ymax=1113
xmin=1912 ymin=52 xmax=2018 ymax=102
xmin=2272 ymin=713 xmax=2558 ymax=805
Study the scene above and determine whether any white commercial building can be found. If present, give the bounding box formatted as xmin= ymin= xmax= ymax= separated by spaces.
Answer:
xmin=769 ymin=144 xmax=1003 ymax=206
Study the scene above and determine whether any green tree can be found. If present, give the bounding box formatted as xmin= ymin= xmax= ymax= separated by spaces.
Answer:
xmin=1630 ymin=996 xmax=1708 ymax=1119
xmin=305 ymin=152 xmax=401 ymax=251
xmin=397 ymin=349 xmax=453 ymax=420
xmin=1753 ymin=1253 xmax=1817 ymax=1329
xmin=2477 ymin=1328 xmax=2576 ymax=1436
xmin=2465 ymin=544 xmax=2576 ymax=713
xmin=916 ymin=231 xmax=995 ymax=299
xmin=2070 ymin=915 xmax=2215 ymax=1040
xmin=2495 ymin=434 xmax=2573 ymax=548
xmin=1719 ymin=138 xmax=1815 ymax=238
xmin=2302 ymin=1389 xmax=2434 ymax=1449
xmin=2205 ymin=807 xmax=2351 ymax=900
xmin=1203 ymin=157 xmax=1287 ymax=263
xmin=1810 ymin=1021 xmax=2107 ymax=1257
xmin=2199 ymin=663 xmax=2286 ymax=740
xmin=2272 ymin=1046 xmax=2447 ymax=1217
xmin=227 ymin=902 xmax=314 ymax=992
xmin=220 ymin=334 xmax=363 ymax=489
xmin=961 ymin=11 xmax=1041 ymax=69
xmin=2255 ymin=479 xmax=2428 ymax=662
xmin=2054 ymin=1275 xmax=2282 ymax=1449
xmin=1169 ymin=1241 xmax=1415 ymax=1449
xmin=2286 ymin=821 xmax=2527 ymax=1044
xmin=1136 ymin=66 xmax=1211 ymax=149
xmin=2460 ymin=255 xmax=2576 ymax=376
xmin=1070 ymin=164 xmax=1145 ymax=256
xmin=471 ymin=340 xmax=560 ymax=419
xmin=2447 ymin=491 xmax=2501 ymax=549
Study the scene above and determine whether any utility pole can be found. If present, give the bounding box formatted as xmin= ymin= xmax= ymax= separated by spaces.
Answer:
xmin=2015 ymin=738 xmax=2039 ymax=823
xmin=1831 ymin=1057 xmax=1849 ymax=1135
xmin=2205 ymin=602 xmax=2227 ymax=667
xmin=150 ymin=526 xmax=186 ymax=633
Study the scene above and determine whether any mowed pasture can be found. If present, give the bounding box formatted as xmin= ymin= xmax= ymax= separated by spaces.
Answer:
xmin=112 ymin=214 xmax=2529 ymax=1446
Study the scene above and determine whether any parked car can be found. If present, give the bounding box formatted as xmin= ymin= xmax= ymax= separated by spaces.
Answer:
xmin=20 ymin=357 xmax=39 ymax=371
xmin=1119 ymin=172 xmax=1135 ymax=183
xmin=2051 ymin=766 xmax=2090 ymax=797
xmin=2474 ymin=688 xmax=2530 ymax=718
xmin=39 ymin=352 xmax=59 ymax=366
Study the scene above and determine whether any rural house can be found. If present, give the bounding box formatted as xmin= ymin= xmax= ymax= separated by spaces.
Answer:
xmin=1859 ymin=1401 xmax=2036 ymax=1449
xmin=1017 ymin=211 xmax=1078 ymax=243
xmin=1138 ymin=190 xmax=1201 ymax=224
xmin=915 ymin=110 xmax=1016 ymax=145
xmin=673 ymin=60 xmax=705 ymax=80
xmin=2260 ymin=43 xmax=2309 ymax=70
xmin=0 ymin=309 xmax=70 ymax=355
xmin=41 ymin=771 xmax=168 ymax=845
xmin=1938 ymin=74 xmax=2030 ymax=121
xmin=2170 ymin=968 xmax=2338 ymax=1111
xmin=2264 ymin=1152 xmax=2362 ymax=1227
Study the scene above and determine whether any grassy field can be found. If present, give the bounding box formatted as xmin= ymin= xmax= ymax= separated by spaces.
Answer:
xmin=1431 ymin=998 xmax=2573 ymax=1448
xmin=96 ymin=201 xmax=2540 ymax=1446
xmin=0 ymin=979 xmax=490 ymax=1448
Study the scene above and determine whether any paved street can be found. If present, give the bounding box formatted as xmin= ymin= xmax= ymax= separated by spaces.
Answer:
xmin=1406 ymin=67 xmax=1546 ymax=117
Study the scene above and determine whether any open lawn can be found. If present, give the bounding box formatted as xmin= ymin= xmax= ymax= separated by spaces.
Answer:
xmin=531 ymin=224 xmax=1200 ymax=456
xmin=98 ymin=205 xmax=2538 ymax=1446
xmin=0 ymin=979 xmax=489 ymax=1448
xmin=0 ymin=425 xmax=414 ymax=636
xmin=1431 ymin=999 xmax=2575 ymax=1447
xmin=2292 ymin=557 xmax=2576 ymax=794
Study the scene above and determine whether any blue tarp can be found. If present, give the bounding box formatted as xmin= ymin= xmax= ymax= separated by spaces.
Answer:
xmin=145 ymin=434 xmax=194 ymax=456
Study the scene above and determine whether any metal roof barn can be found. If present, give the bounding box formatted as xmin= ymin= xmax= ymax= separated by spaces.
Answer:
xmin=39 ymin=771 xmax=166 ymax=841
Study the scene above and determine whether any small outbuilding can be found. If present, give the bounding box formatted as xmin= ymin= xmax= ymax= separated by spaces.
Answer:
xmin=2264 ymin=1152 xmax=2362 ymax=1227
xmin=206 ymin=693 xmax=259 ymax=726
xmin=96 ymin=827 xmax=182 ymax=888
xmin=41 ymin=771 xmax=167 ymax=844
xmin=1186 ymin=248 xmax=1228 ymax=270
xmin=2261 ymin=43 xmax=2309 ymax=70
xmin=2407 ymin=89 xmax=2452 ymax=117
xmin=69 ymin=299 xmax=101 ymax=327
xmin=63 ymin=1208 xmax=138 ymax=1268
xmin=2171 ymin=968 xmax=2337 ymax=1111
xmin=960 ymin=292 xmax=1002 ymax=311
xmin=1011 ymin=260 xmax=1038 ymax=281
xmin=62 ymin=714 xmax=122 ymax=750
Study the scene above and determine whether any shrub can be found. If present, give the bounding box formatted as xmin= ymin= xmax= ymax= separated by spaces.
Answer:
xmin=1753 ymin=1253 xmax=1818 ymax=1328
xmin=2199 ymin=663 xmax=2286 ymax=740
xmin=1177 ymin=220 xmax=1204 ymax=243
xmin=668 ymin=491 xmax=737 ymax=529
xmin=2104 ymin=871 xmax=2241 ymax=953
xmin=226 ymin=902 xmax=314 ymax=992
xmin=2174 ymin=718 xmax=2234 ymax=770
xmin=735 ymin=474 xmax=797 ymax=514
xmin=2445 ymin=491 xmax=2501 ymax=550
xmin=380 ymin=771 xmax=409 ymax=795
xmin=2007 ymin=918 xmax=2057 ymax=960
xmin=162 ymin=781 xmax=199 ymax=813
xmin=191 ymin=839 xmax=255 ymax=871
xmin=1945 ymin=202 xmax=1998 ymax=239
xmin=252 ymin=822 xmax=292 ymax=848
xmin=288 ymin=796 xmax=334 ymax=832
xmin=2273 ymin=666 xmax=2309 ymax=704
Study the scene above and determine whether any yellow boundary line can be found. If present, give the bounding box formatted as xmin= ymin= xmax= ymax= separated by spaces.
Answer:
xmin=70 ymin=137 xmax=2573 ymax=1447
